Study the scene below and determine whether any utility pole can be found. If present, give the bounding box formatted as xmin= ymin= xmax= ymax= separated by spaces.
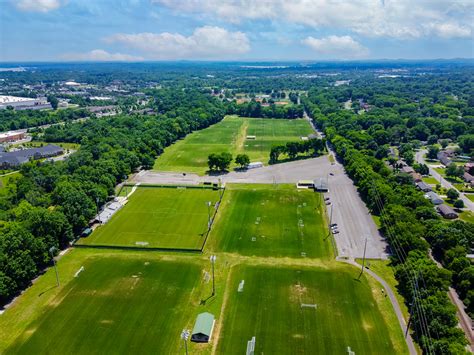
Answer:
xmin=207 ymin=201 xmax=212 ymax=230
xmin=181 ymin=329 xmax=190 ymax=355
xmin=358 ymin=237 xmax=368 ymax=280
xmin=210 ymin=255 xmax=216 ymax=296
xmin=406 ymin=271 xmax=419 ymax=337
xmin=49 ymin=246 xmax=60 ymax=287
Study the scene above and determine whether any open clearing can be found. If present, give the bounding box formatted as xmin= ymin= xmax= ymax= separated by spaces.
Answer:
xmin=216 ymin=264 xmax=404 ymax=354
xmin=77 ymin=186 xmax=221 ymax=250
xmin=4 ymin=256 xmax=202 ymax=354
xmin=153 ymin=115 xmax=314 ymax=174
xmin=209 ymin=184 xmax=333 ymax=259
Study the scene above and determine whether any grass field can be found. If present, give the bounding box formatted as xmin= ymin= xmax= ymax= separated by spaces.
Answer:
xmin=216 ymin=264 xmax=404 ymax=354
xmin=4 ymin=255 xmax=204 ymax=354
xmin=0 ymin=172 xmax=20 ymax=191
xmin=77 ymin=186 xmax=221 ymax=250
xmin=209 ymin=184 xmax=332 ymax=259
xmin=153 ymin=115 xmax=315 ymax=174
xmin=422 ymin=176 xmax=438 ymax=185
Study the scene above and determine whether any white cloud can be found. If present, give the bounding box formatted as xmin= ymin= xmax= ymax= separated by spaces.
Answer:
xmin=302 ymin=35 xmax=369 ymax=58
xmin=15 ymin=0 xmax=63 ymax=12
xmin=153 ymin=0 xmax=474 ymax=40
xmin=425 ymin=22 xmax=471 ymax=39
xmin=106 ymin=26 xmax=250 ymax=59
xmin=61 ymin=49 xmax=143 ymax=62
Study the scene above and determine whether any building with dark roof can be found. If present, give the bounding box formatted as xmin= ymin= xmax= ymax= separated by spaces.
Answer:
xmin=416 ymin=181 xmax=432 ymax=192
xmin=0 ymin=144 xmax=63 ymax=169
xmin=425 ymin=191 xmax=443 ymax=205
xmin=437 ymin=204 xmax=458 ymax=219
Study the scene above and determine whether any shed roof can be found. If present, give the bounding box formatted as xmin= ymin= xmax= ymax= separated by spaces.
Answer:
xmin=192 ymin=312 xmax=214 ymax=336
xmin=314 ymin=177 xmax=328 ymax=190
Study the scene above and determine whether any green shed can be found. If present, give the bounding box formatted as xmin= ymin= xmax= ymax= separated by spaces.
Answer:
xmin=191 ymin=312 xmax=215 ymax=343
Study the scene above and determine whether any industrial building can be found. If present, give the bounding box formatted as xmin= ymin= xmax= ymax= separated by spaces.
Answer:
xmin=0 ymin=131 xmax=26 ymax=143
xmin=0 ymin=95 xmax=51 ymax=110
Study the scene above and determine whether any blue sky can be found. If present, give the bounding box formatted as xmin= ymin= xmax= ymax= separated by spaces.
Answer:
xmin=1 ymin=0 xmax=473 ymax=62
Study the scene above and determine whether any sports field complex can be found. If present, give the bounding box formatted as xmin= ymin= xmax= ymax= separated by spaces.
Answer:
xmin=0 ymin=117 xmax=410 ymax=354
xmin=153 ymin=115 xmax=315 ymax=174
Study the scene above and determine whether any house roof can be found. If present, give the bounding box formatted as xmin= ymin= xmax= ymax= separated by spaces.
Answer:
xmin=464 ymin=172 xmax=474 ymax=182
xmin=437 ymin=204 xmax=457 ymax=216
xmin=416 ymin=181 xmax=431 ymax=191
xmin=192 ymin=312 xmax=214 ymax=336
xmin=425 ymin=191 xmax=442 ymax=201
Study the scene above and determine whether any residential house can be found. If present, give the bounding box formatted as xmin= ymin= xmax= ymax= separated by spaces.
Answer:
xmin=437 ymin=204 xmax=458 ymax=219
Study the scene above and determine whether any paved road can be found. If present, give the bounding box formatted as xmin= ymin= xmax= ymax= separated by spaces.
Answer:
xmin=416 ymin=149 xmax=474 ymax=211
xmin=340 ymin=258 xmax=417 ymax=355
xmin=134 ymin=155 xmax=388 ymax=259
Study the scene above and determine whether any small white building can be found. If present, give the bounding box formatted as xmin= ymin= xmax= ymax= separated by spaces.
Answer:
xmin=247 ymin=162 xmax=263 ymax=169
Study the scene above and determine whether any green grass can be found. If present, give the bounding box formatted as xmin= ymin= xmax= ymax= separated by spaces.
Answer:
xmin=153 ymin=115 xmax=315 ymax=174
xmin=209 ymin=184 xmax=332 ymax=259
xmin=357 ymin=259 xmax=409 ymax=321
xmin=0 ymin=172 xmax=20 ymax=191
xmin=422 ymin=176 xmax=438 ymax=185
xmin=77 ymin=186 xmax=221 ymax=250
xmin=217 ymin=264 xmax=405 ymax=354
xmin=13 ymin=141 xmax=80 ymax=150
xmin=4 ymin=255 xmax=202 ymax=354
xmin=466 ymin=194 xmax=474 ymax=202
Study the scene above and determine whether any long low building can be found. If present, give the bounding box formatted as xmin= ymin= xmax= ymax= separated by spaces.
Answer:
xmin=0 ymin=95 xmax=51 ymax=110
xmin=0 ymin=144 xmax=63 ymax=168
xmin=0 ymin=131 xmax=26 ymax=143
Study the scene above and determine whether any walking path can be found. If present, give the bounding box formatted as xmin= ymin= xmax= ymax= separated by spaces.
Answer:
xmin=339 ymin=257 xmax=417 ymax=355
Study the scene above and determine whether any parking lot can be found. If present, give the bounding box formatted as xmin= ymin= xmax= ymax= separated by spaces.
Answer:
xmin=134 ymin=156 xmax=389 ymax=259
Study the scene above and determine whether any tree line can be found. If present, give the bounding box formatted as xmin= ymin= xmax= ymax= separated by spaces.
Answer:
xmin=0 ymin=89 xmax=225 ymax=306
xmin=306 ymin=84 xmax=472 ymax=353
xmin=269 ymin=138 xmax=326 ymax=164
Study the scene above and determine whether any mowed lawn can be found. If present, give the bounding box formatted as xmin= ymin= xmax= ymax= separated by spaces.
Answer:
xmin=153 ymin=115 xmax=314 ymax=174
xmin=5 ymin=257 xmax=201 ymax=354
xmin=78 ymin=187 xmax=221 ymax=250
xmin=210 ymin=185 xmax=332 ymax=259
xmin=217 ymin=265 xmax=405 ymax=354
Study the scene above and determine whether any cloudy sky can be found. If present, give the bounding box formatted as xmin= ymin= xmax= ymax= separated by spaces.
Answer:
xmin=1 ymin=0 xmax=473 ymax=62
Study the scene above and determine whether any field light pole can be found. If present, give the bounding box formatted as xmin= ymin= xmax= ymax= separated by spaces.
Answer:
xmin=49 ymin=246 xmax=60 ymax=287
xmin=181 ymin=329 xmax=190 ymax=355
xmin=210 ymin=255 xmax=216 ymax=296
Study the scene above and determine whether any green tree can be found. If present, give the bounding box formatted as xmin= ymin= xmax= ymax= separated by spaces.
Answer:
xmin=446 ymin=188 xmax=459 ymax=201
xmin=47 ymin=95 xmax=59 ymax=110
xmin=235 ymin=154 xmax=250 ymax=169
xmin=453 ymin=199 xmax=464 ymax=208
xmin=446 ymin=163 xmax=463 ymax=179
xmin=427 ymin=145 xmax=440 ymax=159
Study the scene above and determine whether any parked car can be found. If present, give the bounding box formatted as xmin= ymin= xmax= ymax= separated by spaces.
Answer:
xmin=325 ymin=201 xmax=331 ymax=205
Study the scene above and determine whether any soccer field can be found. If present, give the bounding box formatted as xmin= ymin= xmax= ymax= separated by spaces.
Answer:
xmin=77 ymin=186 xmax=222 ymax=250
xmin=209 ymin=184 xmax=333 ymax=259
xmin=5 ymin=256 xmax=202 ymax=354
xmin=217 ymin=265 xmax=405 ymax=354
xmin=153 ymin=115 xmax=314 ymax=174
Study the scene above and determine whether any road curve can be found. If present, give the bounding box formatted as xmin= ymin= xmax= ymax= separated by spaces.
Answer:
xmin=339 ymin=258 xmax=417 ymax=355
